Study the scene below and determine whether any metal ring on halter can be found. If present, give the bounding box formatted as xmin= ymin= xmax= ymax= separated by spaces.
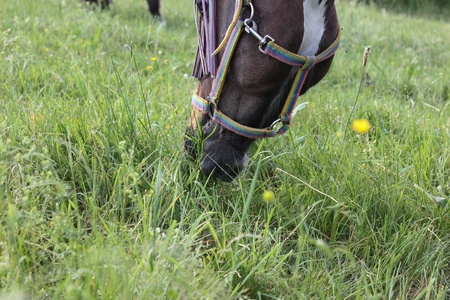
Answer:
xmin=268 ymin=118 xmax=282 ymax=131
xmin=245 ymin=1 xmax=254 ymax=22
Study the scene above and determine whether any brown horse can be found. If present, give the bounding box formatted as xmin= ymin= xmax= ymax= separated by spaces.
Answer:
xmin=184 ymin=0 xmax=340 ymax=181
xmin=85 ymin=0 xmax=162 ymax=19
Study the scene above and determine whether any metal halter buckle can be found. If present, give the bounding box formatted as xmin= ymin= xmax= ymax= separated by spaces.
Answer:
xmin=244 ymin=19 xmax=275 ymax=54
xmin=243 ymin=2 xmax=275 ymax=54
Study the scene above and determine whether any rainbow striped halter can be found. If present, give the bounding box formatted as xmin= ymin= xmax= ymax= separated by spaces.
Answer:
xmin=192 ymin=0 xmax=341 ymax=139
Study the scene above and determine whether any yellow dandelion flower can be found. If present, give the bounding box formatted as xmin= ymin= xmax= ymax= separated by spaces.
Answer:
xmin=44 ymin=29 xmax=49 ymax=33
xmin=262 ymin=190 xmax=275 ymax=202
xmin=146 ymin=66 xmax=152 ymax=70
xmin=351 ymin=119 xmax=371 ymax=134
xmin=151 ymin=57 xmax=156 ymax=61
xmin=45 ymin=48 xmax=49 ymax=52
xmin=164 ymin=59 xmax=168 ymax=64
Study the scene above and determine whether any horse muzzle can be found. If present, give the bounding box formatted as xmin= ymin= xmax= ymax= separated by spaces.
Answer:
xmin=200 ymin=139 xmax=249 ymax=181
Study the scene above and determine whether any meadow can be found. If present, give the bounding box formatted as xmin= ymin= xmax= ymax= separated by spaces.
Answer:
xmin=0 ymin=0 xmax=449 ymax=299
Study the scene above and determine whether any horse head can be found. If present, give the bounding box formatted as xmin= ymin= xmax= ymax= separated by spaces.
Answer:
xmin=184 ymin=0 xmax=340 ymax=181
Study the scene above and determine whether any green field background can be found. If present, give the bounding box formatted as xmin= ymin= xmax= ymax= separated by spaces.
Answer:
xmin=0 ymin=0 xmax=449 ymax=299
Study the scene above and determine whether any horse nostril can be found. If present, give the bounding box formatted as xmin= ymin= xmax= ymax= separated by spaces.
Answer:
xmin=200 ymin=152 xmax=248 ymax=182
xmin=200 ymin=158 xmax=236 ymax=182
xmin=200 ymin=155 xmax=220 ymax=177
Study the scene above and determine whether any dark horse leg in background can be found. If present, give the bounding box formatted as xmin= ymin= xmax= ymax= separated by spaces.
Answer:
xmin=146 ymin=0 xmax=162 ymax=20
xmin=84 ymin=0 xmax=110 ymax=10
xmin=84 ymin=0 xmax=162 ymax=21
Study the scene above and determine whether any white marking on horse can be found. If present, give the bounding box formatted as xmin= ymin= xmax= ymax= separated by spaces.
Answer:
xmin=299 ymin=0 xmax=327 ymax=56
xmin=266 ymin=0 xmax=329 ymax=122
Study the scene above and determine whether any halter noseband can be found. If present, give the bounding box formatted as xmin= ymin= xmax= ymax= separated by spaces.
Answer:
xmin=192 ymin=0 xmax=341 ymax=139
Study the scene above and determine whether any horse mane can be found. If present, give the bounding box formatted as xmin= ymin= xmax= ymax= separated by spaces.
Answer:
xmin=192 ymin=0 xmax=217 ymax=79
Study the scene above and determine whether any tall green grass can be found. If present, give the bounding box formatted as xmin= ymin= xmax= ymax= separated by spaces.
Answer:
xmin=1 ymin=0 xmax=449 ymax=299
xmin=356 ymin=0 xmax=450 ymax=19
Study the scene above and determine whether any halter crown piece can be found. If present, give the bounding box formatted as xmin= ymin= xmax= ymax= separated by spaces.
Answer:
xmin=192 ymin=0 xmax=341 ymax=139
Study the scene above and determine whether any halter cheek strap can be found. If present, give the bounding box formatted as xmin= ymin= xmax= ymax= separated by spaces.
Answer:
xmin=192 ymin=0 xmax=341 ymax=139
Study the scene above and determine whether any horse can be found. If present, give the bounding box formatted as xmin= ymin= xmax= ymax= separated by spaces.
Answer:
xmin=84 ymin=0 xmax=110 ymax=10
xmin=84 ymin=0 xmax=162 ymax=19
xmin=146 ymin=0 xmax=162 ymax=19
xmin=184 ymin=0 xmax=341 ymax=181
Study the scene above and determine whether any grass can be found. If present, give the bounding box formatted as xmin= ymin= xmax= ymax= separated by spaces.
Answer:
xmin=1 ymin=0 xmax=449 ymax=298
xmin=357 ymin=0 xmax=450 ymax=19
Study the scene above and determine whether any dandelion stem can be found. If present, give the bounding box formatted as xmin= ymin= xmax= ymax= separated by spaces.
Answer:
xmin=344 ymin=46 xmax=371 ymax=140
